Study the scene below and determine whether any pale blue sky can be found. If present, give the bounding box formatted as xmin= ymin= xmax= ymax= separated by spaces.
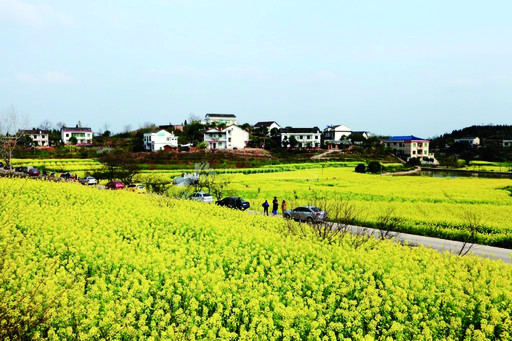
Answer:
xmin=1 ymin=0 xmax=511 ymax=137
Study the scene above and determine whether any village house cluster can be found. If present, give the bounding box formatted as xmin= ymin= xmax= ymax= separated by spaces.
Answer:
xmin=17 ymin=113 xmax=512 ymax=162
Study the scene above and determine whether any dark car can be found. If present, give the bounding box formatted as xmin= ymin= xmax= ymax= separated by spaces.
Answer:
xmin=105 ymin=181 xmax=125 ymax=190
xmin=15 ymin=166 xmax=28 ymax=173
xmin=28 ymin=168 xmax=40 ymax=176
xmin=215 ymin=197 xmax=250 ymax=210
xmin=283 ymin=206 xmax=328 ymax=223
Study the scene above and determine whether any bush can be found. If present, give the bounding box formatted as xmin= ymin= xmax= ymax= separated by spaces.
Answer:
xmin=407 ymin=157 xmax=421 ymax=167
xmin=355 ymin=163 xmax=366 ymax=173
xmin=367 ymin=161 xmax=382 ymax=174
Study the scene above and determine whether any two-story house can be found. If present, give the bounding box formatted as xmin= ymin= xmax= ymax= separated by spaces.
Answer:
xmin=202 ymin=113 xmax=238 ymax=126
xmin=323 ymin=124 xmax=352 ymax=149
xmin=204 ymin=125 xmax=249 ymax=150
xmin=383 ymin=135 xmax=434 ymax=161
xmin=19 ymin=129 xmax=50 ymax=147
xmin=254 ymin=121 xmax=281 ymax=136
xmin=61 ymin=125 xmax=93 ymax=145
xmin=280 ymin=127 xmax=322 ymax=148
xmin=143 ymin=129 xmax=178 ymax=151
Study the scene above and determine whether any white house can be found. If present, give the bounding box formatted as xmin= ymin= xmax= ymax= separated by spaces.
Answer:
xmin=143 ymin=129 xmax=178 ymax=151
xmin=454 ymin=137 xmax=480 ymax=147
xmin=503 ymin=140 xmax=512 ymax=147
xmin=383 ymin=135 xmax=434 ymax=161
xmin=254 ymin=121 xmax=281 ymax=136
xmin=280 ymin=127 xmax=322 ymax=148
xmin=61 ymin=125 xmax=93 ymax=145
xmin=204 ymin=125 xmax=249 ymax=150
xmin=19 ymin=129 xmax=50 ymax=147
xmin=202 ymin=113 xmax=238 ymax=126
xmin=323 ymin=124 xmax=352 ymax=148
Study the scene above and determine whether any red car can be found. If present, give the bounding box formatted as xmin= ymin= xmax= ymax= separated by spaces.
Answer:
xmin=105 ymin=181 xmax=125 ymax=190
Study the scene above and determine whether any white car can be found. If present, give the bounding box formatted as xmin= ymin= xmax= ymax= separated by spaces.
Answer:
xmin=189 ymin=192 xmax=213 ymax=203
xmin=80 ymin=176 xmax=97 ymax=185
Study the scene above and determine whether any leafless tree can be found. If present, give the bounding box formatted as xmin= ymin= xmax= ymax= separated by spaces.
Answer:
xmin=124 ymin=124 xmax=133 ymax=133
xmin=38 ymin=120 xmax=53 ymax=131
xmin=188 ymin=112 xmax=201 ymax=123
xmin=458 ymin=210 xmax=481 ymax=256
xmin=0 ymin=106 xmax=28 ymax=170
xmin=140 ymin=122 xmax=155 ymax=130
xmin=56 ymin=121 xmax=66 ymax=130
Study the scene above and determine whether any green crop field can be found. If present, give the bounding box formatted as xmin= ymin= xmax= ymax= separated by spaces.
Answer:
xmin=1 ymin=178 xmax=512 ymax=339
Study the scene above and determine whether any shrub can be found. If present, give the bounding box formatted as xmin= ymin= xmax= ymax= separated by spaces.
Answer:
xmin=367 ymin=161 xmax=382 ymax=174
xmin=355 ymin=163 xmax=366 ymax=173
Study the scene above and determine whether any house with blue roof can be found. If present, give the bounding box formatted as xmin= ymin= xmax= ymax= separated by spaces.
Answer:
xmin=383 ymin=135 xmax=434 ymax=161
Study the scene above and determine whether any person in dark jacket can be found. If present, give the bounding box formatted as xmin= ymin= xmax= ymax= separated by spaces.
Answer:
xmin=262 ymin=200 xmax=269 ymax=216
xmin=272 ymin=197 xmax=278 ymax=215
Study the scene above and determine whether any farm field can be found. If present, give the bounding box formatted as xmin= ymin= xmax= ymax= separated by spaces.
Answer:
xmin=228 ymin=168 xmax=512 ymax=247
xmin=1 ymin=178 xmax=512 ymax=339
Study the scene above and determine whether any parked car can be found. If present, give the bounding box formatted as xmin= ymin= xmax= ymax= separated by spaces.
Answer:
xmin=80 ymin=176 xmax=97 ymax=185
xmin=105 ymin=181 xmax=125 ymax=190
xmin=28 ymin=168 xmax=40 ymax=176
xmin=189 ymin=192 xmax=213 ymax=203
xmin=215 ymin=197 xmax=250 ymax=210
xmin=283 ymin=206 xmax=328 ymax=223
xmin=126 ymin=183 xmax=146 ymax=194
xmin=15 ymin=166 xmax=28 ymax=173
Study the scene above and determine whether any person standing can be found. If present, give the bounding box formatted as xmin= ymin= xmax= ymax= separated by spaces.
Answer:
xmin=262 ymin=200 xmax=269 ymax=216
xmin=281 ymin=200 xmax=287 ymax=214
xmin=272 ymin=197 xmax=278 ymax=215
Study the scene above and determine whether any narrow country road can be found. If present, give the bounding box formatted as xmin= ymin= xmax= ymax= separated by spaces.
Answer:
xmin=248 ymin=210 xmax=512 ymax=264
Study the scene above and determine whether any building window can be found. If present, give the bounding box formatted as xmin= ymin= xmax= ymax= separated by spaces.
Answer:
xmin=412 ymin=150 xmax=416 ymax=154
xmin=228 ymin=138 xmax=231 ymax=142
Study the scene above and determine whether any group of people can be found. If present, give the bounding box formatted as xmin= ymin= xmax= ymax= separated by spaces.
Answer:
xmin=262 ymin=197 xmax=287 ymax=216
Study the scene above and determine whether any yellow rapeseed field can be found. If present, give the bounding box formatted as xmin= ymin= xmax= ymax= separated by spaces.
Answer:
xmin=1 ymin=177 xmax=512 ymax=339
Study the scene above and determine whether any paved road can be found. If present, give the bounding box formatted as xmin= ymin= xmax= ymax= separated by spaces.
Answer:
xmin=249 ymin=210 xmax=512 ymax=264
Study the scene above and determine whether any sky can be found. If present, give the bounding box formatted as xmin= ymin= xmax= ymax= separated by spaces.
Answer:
xmin=0 ymin=0 xmax=511 ymax=138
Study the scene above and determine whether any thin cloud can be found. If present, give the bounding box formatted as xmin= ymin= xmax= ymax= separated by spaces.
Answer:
xmin=43 ymin=71 xmax=74 ymax=83
xmin=15 ymin=71 xmax=74 ymax=84
xmin=15 ymin=73 xmax=38 ymax=83
xmin=0 ymin=0 xmax=74 ymax=27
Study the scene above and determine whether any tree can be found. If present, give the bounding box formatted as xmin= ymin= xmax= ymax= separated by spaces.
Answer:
xmin=93 ymin=150 xmax=141 ymax=184
xmin=289 ymin=136 xmax=298 ymax=149
xmin=188 ymin=113 xmax=201 ymax=123
xmin=68 ymin=136 xmax=78 ymax=145
xmin=195 ymin=172 xmax=232 ymax=200
xmin=0 ymin=106 xmax=28 ymax=170
xmin=17 ymin=135 xmax=33 ymax=147
xmin=254 ymin=126 xmax=269 ymax=137
xmin=39 ymin=120 xmax=53 ymax=131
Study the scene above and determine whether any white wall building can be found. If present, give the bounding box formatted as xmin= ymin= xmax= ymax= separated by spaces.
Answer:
xmin=204 ymin=125 xmax=249 ymax=150
xmin=61 ymin=125 xmax=93 ymax=145
xmin=202 ymin=113 xmax=238 ymax=126
xmin=143 ymin=129 xmax=178 ymax=151
xmin=19 ymin=129 xmax=50 ymax=147
xmin=280 ymin=127 xmax=322 ymax=148
xmin=323 ymin=124 xmax=352 ymax=148
xmin=383 ymin=135 xmax=434 ymax=161
xmin=454 ymin=137 xmax=480 ymax=146
xmin=254 ymin=121 xmax=281 ymax=135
